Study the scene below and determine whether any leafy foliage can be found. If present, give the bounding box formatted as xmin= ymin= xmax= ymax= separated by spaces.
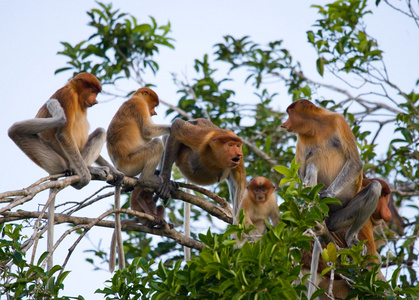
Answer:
xmin=0 ymin=224 xmax=82 ymax=299
xmin=56 ymin=2 xmax=174 ymax=84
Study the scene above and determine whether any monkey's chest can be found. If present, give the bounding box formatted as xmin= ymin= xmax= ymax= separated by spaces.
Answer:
xmin=73 ymin=116 xmax=89 ymax=150
xmin=298 ymin=146 xmax=346 ymax=186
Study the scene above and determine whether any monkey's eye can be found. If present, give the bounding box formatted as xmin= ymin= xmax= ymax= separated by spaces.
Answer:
xmin=228 ymin=143 xmax=234 ymax=147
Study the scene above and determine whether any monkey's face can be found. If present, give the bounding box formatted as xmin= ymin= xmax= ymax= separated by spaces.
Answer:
xmin=149 ymin=106 xmax=157 ymax=116
xmin=146 ymin=99 xmax=159 ymax=116
xmin=80 ymin=88 xmax=99 ymax=108
xmin=280 ymin=109 xmax=302 ymax=133
xmin=281 ymin=100 xmax=316 ymax=133
xmin=222 ymin=141 xmax=242 ymax=168
xmin=251 ymin=188 xmax=268 ymax=202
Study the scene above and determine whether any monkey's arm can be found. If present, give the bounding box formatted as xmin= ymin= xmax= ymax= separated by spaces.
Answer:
xmin=320 ymin=120 xmax=363 ymax=199
xmin=320 ymin=155 xmax=362 ymax=199
xmin=227 ymin=161 xmax=246 ymax=224
xmin=50 ymin=101 xmax=90 ymax=189
xmin=141 ymin=124 xmax=170 ymax=139
xmin=303 ymin=163 xmax=318 ymax=187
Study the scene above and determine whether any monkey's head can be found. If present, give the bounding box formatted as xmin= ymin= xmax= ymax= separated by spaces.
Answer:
xmin=280 ymin=99 xmax=320 ymax=133
xmin=210 ymin=133 xmax=243 ymax=169
xmin=72 ymin=73 xmax=102 ymax=109
xmin=136 ymin=87 xmax=159 ymax=116
xmin=247 ymin=176 xmax=275 ymax=202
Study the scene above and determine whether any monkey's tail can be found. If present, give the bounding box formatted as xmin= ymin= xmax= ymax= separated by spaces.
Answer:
xmin=109 ymin=186 xmax=125 ymax=272
xmin=109 ymin=230 xmax=117 ymax=272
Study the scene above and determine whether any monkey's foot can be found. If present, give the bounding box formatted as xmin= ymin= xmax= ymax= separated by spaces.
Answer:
xmin=156 ymin=178 xmax=179 ymax=204
xmin=346 ymin=236 xmax=367 ymax=255
xmin=313 ymin=220 xmax=329 ymax=237
xmin=107 ymin=168 xmax=124 ymax=186
xmin=313 ymin=220 xmax=337 ymax=246
xmin=89 ymin=166 xmax=112 ymax=181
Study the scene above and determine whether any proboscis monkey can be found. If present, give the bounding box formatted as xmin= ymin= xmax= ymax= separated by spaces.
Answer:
xmin=240 ymin=177 xmax=279 ymax=236
xmin=157 ymin=118 xmax=246 ymax=224
xmin=301 ymin=178 xmax=392 ymax=299
xmin=280 ymin=99 xmax=381 ymax=298
xmin=8 ymin=73 xmax=123 ymax=270
xmin=106 ymin=87 xmax=171 ymax=272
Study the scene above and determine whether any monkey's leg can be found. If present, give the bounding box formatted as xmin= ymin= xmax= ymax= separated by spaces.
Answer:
xmin=82 ymin=128 xmax=124 ymax=184
xmin=158 ymin=133 xmax=183 ymax=200
xmin=8 ymin=100 xmax=69 ymax=272
xmin=81 ymin=128 xmax=106 ymax=166
xmin=137 ymin=139 xmax=165 ymax=189
xmin=8 ymin=100 xmax=68 ymax=174
xmin=326 ymin=180 xmax=381 ymax=249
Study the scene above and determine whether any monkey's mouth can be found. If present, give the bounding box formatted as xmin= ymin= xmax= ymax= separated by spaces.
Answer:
xmin=230 ymin=157 xmax=241 ymax=167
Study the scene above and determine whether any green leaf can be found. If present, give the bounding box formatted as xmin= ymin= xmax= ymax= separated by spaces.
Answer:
xmin=316 ymin=57 xmax=326 ymax=76
xmin=273 ymin=165 xmax=293 ymax=177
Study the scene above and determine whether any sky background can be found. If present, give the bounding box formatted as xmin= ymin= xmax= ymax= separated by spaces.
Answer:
xmin=1 ymin=1 xmax=418 ymax=298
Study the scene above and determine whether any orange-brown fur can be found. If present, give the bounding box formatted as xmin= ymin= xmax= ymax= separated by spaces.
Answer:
xmin=8 ymin=73 xmax=123 ymax=270
xmin=240 ymin=177 xmax=279 ymax=235
xmin=8 ymin=73 xmax=108 ymax=188
xmin=281 ymin=100 xmax=363 ymax=204
xmin=107 ymin=87 xmax=169 ymax=178
xmin=106 ymin=87 xmax=170 ymax=272
xmin=159 ymin=118 xmax=246 ymax=222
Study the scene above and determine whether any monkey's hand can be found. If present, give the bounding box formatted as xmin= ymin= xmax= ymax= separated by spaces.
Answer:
xmin=318 ymin=189 xmax=335 ymax=199
xmin=152 ymin=215 xmax=166 ymax=227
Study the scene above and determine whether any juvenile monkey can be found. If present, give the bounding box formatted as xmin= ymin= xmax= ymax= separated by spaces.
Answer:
xmin=240 ymin=177 xmax=279 ymax=235
xmin=106 ymin=87 xmax=171 ymax=272
xmin=108 ymin=186 xmax=170 ymax=271
xmin=129 ymin=186 xmax=167 ymax=227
